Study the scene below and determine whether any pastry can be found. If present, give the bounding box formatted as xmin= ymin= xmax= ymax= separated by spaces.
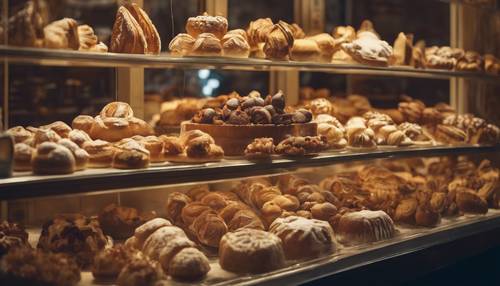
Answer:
xmin=263 ymin=21 xmax=294 ymax=60
xmin=92 ymin=245 xmax=142 ymax=281
xmin=222 ymin=33 xmax=251 ymax=58
xmin=247 ymin=18 xmax=274 ymax=49
xmin=13 ymin=143 xmax=33 ymax=172
xmin=269 ymin=216 xmax=335 ymax=260
xmin=43 ymin=18 xmax=80 ymax=50
xmin=98 ymin=204 xmax=154 ymax=240
xmin=0 ymin=233 xmax=29 ymax=258
xmin=336 ymin=210 xmax=395 ymax=245
xmin=315 ymin=114 xmax=347 ymax=149
xmin=72 ymin=115 xmax=95 ymax=134
xmin=134 ymin=136 xmax=165 ymax=162
xmin=244 ymin=137 xmax=275 ymax=160
xmin=169 ymin=33 xmax=196 ymax=56
xmin=0 ymin=248 xmax=81 ymax=286
xmin=190 ymin=210 xmax=228 ymax=247
xmin=110 ymin=4 xmax=160 ymax=54
xmin=391 ymin=32 xmax=413 ymax=66
xmin=158 ymin=236 xmax=196 ymax=273
xmin=186 ymin=13 xmax=228 ymax=39
xmin=307 ymin=33 xmax=336 ymax=61
xmin=78 ymin=24 xmax=108 ymax=52
xmin=275 ymin=136 xmax=328 ymax=156
xmin=191 ymin=33 xmax=222 ymax=56
xmin=411 ymin=40 xmax=426 ymax=68
xmin=308 ymin=98 xmax=334 ymax=116
xmin=7 ymin=1 xmax=46 ymax=47
xmin=134 ymin=218 xmax=172 ymax=249
xmin=218 ymin=228 xmax=286 ymax=274
xmin=290 ymin=39 xmax=321 ymax=62
xmin=310 ymin=202 xmax=338 ymax=221
xmin=456 ymin=51 xmax=483 ymax=72
xmin=345 ymin=117 xmax=376 ymax=148
xmin=165 ymin=192 xmax=192 ymax=226
xmin=6 ymin=126 xmax=33 ymax=143
xmin=341 ymin=31 xmax=393 ymax=66
xmin=116 ymin=258 xmax=161 ymax=286
xmin=425 ymin=46 xmax=463 ymax=70
xmin=456 ymin=189 xmax=488 ymax=214
xmin=484 ymin=54 xmax=500 ymax=75
xmin=68 ymin=129 xmax=92 ymax=147
xmin=32 ymin=142 xmax=76 ymax=174
xmin=37 ymin=214 xmax=110 ymax=268
xmin=83 ymin=139 xmax=115 ymax=168
xmin=33 ymin=128 xmax=62 ymax=146
xmin=57 ymin=139 xmax=89 ymax=171
xmin=181 ymin=202 xmax=212 ymax=226
xmin=434 ymin=124 xmax=467 ymax=144
xmin=160 ymin=136 xmax=184 ymax=158
xmin=112 ymin=139 xmax=150 ymax=169
xmin=142 ymin=226 xmax=186 ymax=260
xmin=227 ymin=209 xmax=265 ymax=231
xmin=163 ymin=246 xmax=210 ymax=280
xmin=356 ymin=20 xmax=379 ymax=38
xmin=332 ymin=25 xmax=356 ymax=52
xmin=0 ymin=221 xmax=29 ymax=243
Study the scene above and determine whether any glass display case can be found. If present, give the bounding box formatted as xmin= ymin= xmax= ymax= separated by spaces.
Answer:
xmin=0 ymin=0 xmax=500 ymax=285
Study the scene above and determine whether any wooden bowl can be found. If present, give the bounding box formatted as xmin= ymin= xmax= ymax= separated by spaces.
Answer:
xmin=181 ymin=121 xmax=318 ymax=156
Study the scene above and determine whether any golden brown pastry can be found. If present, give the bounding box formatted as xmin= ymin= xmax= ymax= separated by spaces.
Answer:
xmin=263 ymin=21 xmax=294 ymax=60
xmin=116 ymin=258 xmax=161 ymax=286
xmin=33 ymin=128 xmax=62 ymax=146
xmin=72 ymin=115 xmax=95 ymax=134
xmin=456 ymin=51 xmax=483 ymax=72
xmin=32 ymin=142 xmax=76 ymax=174
xmin=332 ymin=25 xmax=356 ymax=48
xmin=456 ymin=189 xmax=488 ymax=214
xmin=58 ymin=139 xmax=89 ymax=171
xmin=269 ymin=216 xmax=335 ymax=260
xmin=341 ymin=31 xmax=393 ymax=66
xmin=78 ymin=24 xmax=108 ymax=52
xmin=290 ymin=39 xmax=321 ymax=62
xmin=40 ymin=121 xmax=72 ymax=138
xmin=484 ymin=54 xmax=500 ymax=75
xmin=134 ymin=218 xmax=172 ymax=249
xmin=165 ymin=192 xmax=192 ymax=226
xmin=133 ymin=136 xmax=164 ymax=163
xmin=191 ymin=33 xmax=222 ymax=56
xmin=345 ymin=117 xmax=376 ymax=148
xmin=126 ymin=3 xmax=161 ymax=54
xmin=6 ymin=126 xmax=33 ymax=143
xmin=307 ymin=33 xmax=336 ymax=62
xmin=190 ymin=210 xmax=228 ymax=248
xmin=142 ymin=225 xmax=186 ymax=261
xmin=82 ymin=139 xmax=115 ymax=168
xmin=391 ymin=32 xmax=413 ymax=66
xmin=310 ymin=202 xmax=338 ymax=221
xmin=411 ymin=40 xmax=427 ymax=68
xmin=275 ymin=136 xmax=328 ymax=156
xmin=434 ymin=124 xmax=467 ymax=144
xmin=112 ymin=139 xmax=150 ymax=169
xmin=244 ymin=137 xmax=275 ymax=160
xmin=7 ymin=1 xmax=46 ymax=47
xmin=168 ymin=33 xmax=195 ymax=56
xmin=68 ymin=129 xmax=92 ymax=147
xmin=92 ymin=245 xmax=142 ymax=281
xmin=43 ymin=18 xmax=80 ymax=50
xmin=425 ymin=46 xmax=463 ymax=70
xmin=336 ymin=210 xmax=395 ymax=245
xmin=181 ymin=202 xmax=212 ymax=226
xmin=247 ymin=18 xmax=274 ymax=49
xmin=222 ymin=33 xmax=251 ymax=58
xmin=218 ymin=228 xmax=285 ymax=274
xmin=227 ymin=209 xmax=265 ymax=231
xmin=13 ymin=143 xmax=33 ymax=172
xmin=166 ymin=247 xmax=210 ymax=280
xmin=315 ymin=114 xmax=347 ymax=149
xmin=186 ymin=13 xmax=228 ymax=39
xmin=98 ymin=204 xmax=154 ymax=240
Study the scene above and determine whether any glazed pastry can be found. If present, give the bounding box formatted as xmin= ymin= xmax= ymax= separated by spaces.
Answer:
xmin=68 ymin=129 xmax=92 ymax=147
xmin=222 ymin=33 xmax=250 ymax=58
xmin=83 ymin=139 xmax=115 ymax=168
xmin=391 ymin=32 xmax=413 ymax=66
xmin=72 ymin=115 xmax=95 ymax=134
xmin=92 ymin=245 xmax=142 ymax=281
xmin=186 ymin=13 xmax=228 ymax=39
xmin=0 ymin=248 xmax=81 ymax=286
xmin=341 ymin=30 xmax=393 ymax=66
xmin=98 ymin=204 xmax=154 ymax=240
xmin=58 ymin=139 xmax=89 ymax=171
xmin=37 ymin=214 xmax=110 ymax=268
xmin=247 ymin=18 xmax=274 ymax=49
xmin=290 ymin=39 xmax=321 ymax=62
xmin=110 ymin=4 xmax=160 ymax=54
xmin=6 ymin=126 xmax=33 ymax=143
xmin=78 ymin=24 xmax=108 ymax=52
xmin=166 ymin=247 xmax=210 ymax=280
xmin=263 ymin=21 xmax=294 ymax=60
xmin=270 ymin=216 xmax=335 ymax=260
xmin=218 ymin=228 xmax=286 ymax=274
xmin=32 ymin=142 xmax=76 ymax=174
xmin=165 ymin=192 xmax=192 ymax=226
xmin=345 ymin=117 xmax=376 ymax=148
xmin=307 ymin=33 xmax=336 ymax=62
xmin=43 ymin=18 xmax=80 ymax=50
xmin=112 ymin=139 xmax=150 ymax=169
xmin=169 ymin=33 xmax=195 ymax=56
xmin=336 ymin=210 xmax=395 ymax=245
xmin=275 ymin=136 xmax=328 ymax=156
xmin=244 ymin=138 xmax=275 ymax=160
xmin=13 ymin=143 xmax=33 ymax=172
xmin=116 ymin=258 xmax=161 ymax=286
xmin=191 ymin=33 xmax=222 ymax=56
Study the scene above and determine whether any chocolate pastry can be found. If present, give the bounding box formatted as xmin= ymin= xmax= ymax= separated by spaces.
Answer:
xmin=226 ymin=110 xmax=251 ymax=125
xmin=44 ymin=18 xmax=80 ymax=50
xmin=275 ymin=136 xmax=328 ymax=156
xmin=245 ymin=138 xmax=275 ymax=160
xmin=241 ymin=97 xmax=265 ymax=110
xmin=263 ymin=21 xmax=294 ymax=60
xmin=98 ymin=204 xmax=155 ymax=240
xmin=37 ymin=214 xmax=111 ymax=267
xmin=0 ymin=248 xmax=81 ymax=286
xmin=7 ymin=0 xmax=46 ymax=47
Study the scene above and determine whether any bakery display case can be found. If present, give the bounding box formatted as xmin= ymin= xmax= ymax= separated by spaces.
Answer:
xmin=1 ymin=0 xmax=500 ymax=285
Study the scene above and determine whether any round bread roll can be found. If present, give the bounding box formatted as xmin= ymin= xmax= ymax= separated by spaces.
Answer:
xmin=68 ymin=129 xmax=92 ymax=147
xmin=269 ymin=216 xmax=335 ymax=260
xmin=290 ymin=39 xmax=321 ymax=62
xmin=13 ymin=143 xmax=33 ymax=171
xmin=33 ymin=128 xmax=62 ymax=146
xmin=83 ymin=139 xmax=115 ymax=168
xmin=336 ymin=210 xmax=395 ymax=245
xmin=186 ymin=13 xmax=228 ymax=39
xmin=142 ymin=226 xmax=186 ymax=260
xmin=169 ymin=33 xmax=196 ymax=56
xmin=168 ymin=247 xmax=210 ymax=280
xmin=41 ymin=121 xmax=72 ymax=138
xmin=72 ymin=115 xmax=95 ymax=134
xmin=134 ymin=218 xmax=172 ymax=248
xmin=218 ymin=228 xmax=285 ymax=274
xmin=112 ymin=139 xmax=150 ymax=169
xmin=222 ymin=34 xmax=250 ymax=58
xmin=58 ymin=139 xmax=89 ymax=171
xmin=6 ymin=126 xmax=33 ymax=143
xmin=191 ymin=33 xmax=222 ymax=56
xmin=32 ymin=142 xmax=76 ymax=175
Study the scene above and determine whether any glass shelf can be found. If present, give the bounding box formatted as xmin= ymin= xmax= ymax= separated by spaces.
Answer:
xmin=0 ymin=144 xmax=497 ymax=200
xmin=1 ymin=46 xmax=498 ymax=81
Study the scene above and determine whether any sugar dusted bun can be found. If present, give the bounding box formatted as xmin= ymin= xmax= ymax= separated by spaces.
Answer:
xmin=165 ymin=247 xmax=210 ymax=280
xmin=7 ymin=126 xmax=33 ymax=143
xmin=186 ymin=13 xmax=228 ymax=39
xmin=218 ymin=228 xmax=285 ymax=274
xmin=142 ymin=225 xmax=185 ymax=260
xmin=58 ymin=138 xmax=89 ymax=171
xmin=34 ymin=128 xmax=62 ymax=146
xmin=83 ymin=139 xmax=115 ymax=168
xmin=134 ymin=218 xmax=172 ymax=249
xmin=191 ymin=33 xmax=222 ymax=56
xmin=32 ymin=142 xmax=76 ymax=175
xmin=291 ymin=39 xmax=321 ymax=62
xmin=169 ymin=33 xmax=195 ymax=56
xmin=269 ymin=216 xmax=335 ymax=260
xmin=72 ymin=115 xmax=95 ymax=134
xmin=68 ymin=129 xmax=92 ymax=147
xmin=112 ymin=139 xmax=150 ymax=169
xmin=336 ymin=210 xmax=395 ymax=245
